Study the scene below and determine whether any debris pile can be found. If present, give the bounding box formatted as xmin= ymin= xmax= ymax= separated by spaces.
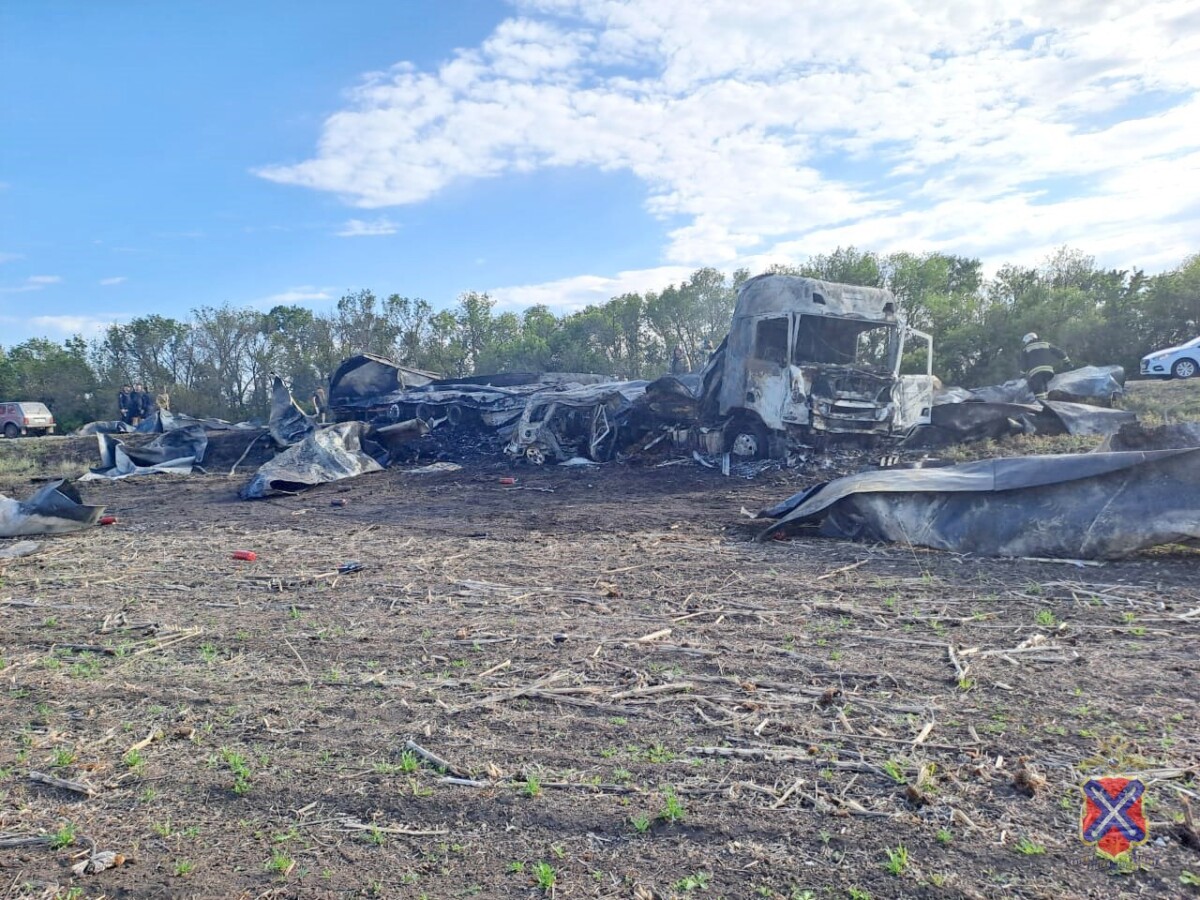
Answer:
xmin=908 ymin=366 xmax=1134 ymax=449
xmin=0 ymin=480 xmax=104 ymax=537
xmin=81 ymin=426 xmax=208 ymax=480
xmin=758 ymin=441 xmax=1200 ymax=559
xmin=240 ymin=421 xmax=384 ymax=499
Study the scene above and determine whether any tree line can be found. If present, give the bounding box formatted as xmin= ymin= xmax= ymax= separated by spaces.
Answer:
xmin=1 ymin=247 xmax=1196 ymax=430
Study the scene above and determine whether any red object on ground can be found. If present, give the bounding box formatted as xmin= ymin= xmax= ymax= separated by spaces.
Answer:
xmin=499 ymin=477 xmax=516 ymax=485
xmin=232 ymin=550 xmax=257 ymax=561
xmin=98 ymin=515 xmax=118 ymax=526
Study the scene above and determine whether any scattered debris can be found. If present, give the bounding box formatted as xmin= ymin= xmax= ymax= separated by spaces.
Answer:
xmin=373 ymin=417 xmax=432 ymax=459
xmin=759 ymin=447 xmax=1200 ymax=559
xmin=327 ymin=353 xmax=438 ymax=418
xmin=72 ymin=849 xmax=127 ymax=876
xmin=559 ymin=456 xmax=600 ymax=467
xmin=1048 ymin=364 xmax=1126 ymax=406
xmin=504 ymin=379 xmax=648 ymax=464
xmin=240 ymin=421 xmax=383 ymax=499
xmin=0 ymin=539 xmax=41 ymax=559
xmin=29 ymin=770 xmax=98 ymax=797
xmin=403 ymin=462 xmax=462 ymax=475
xmin=0 ymin=480 xmax=105 ymax=537
xmin=74 ymin=410 xmax=258 ymax=435
xmin=267 ymin=375 xmax=316 ymax=448
xmin=1101 ymin=421 xmax=1200 ymax=451
xmin=81 ymin=426 xmax=208 ymax=479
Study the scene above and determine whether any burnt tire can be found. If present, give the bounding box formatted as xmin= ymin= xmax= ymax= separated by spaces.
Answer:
xmin=3 ymin=423 xmax=19 ymax=439
xmin=1172 ymin=358 xmax=1197 ymax=379
xmin=724 ymin=418 xmax=771 ymax=460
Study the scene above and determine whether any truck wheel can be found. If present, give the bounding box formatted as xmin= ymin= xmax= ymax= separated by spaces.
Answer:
xmin=725 ymin=418 xmax=770 ymax=460
xmin=1172 ymin=358 xmax=1197 ymax=379
xmin=3 ymin=423 xmax=19 ymax=439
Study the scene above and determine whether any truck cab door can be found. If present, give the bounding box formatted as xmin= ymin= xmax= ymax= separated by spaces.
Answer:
xmin=744 ymin=316 xmax=790 ymax=431
xmin=780 ymin=315 xmax=810 ymax=424
xmin=893 ymin=328 xmax=935 ymax=429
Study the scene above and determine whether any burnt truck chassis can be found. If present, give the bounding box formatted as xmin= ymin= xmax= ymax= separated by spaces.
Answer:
xmin=681 ymin=275 xmax=936 ymax=459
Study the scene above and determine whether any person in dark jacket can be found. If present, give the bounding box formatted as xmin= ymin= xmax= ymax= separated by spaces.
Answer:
xmin=1021 ymin=333 xmax=1071 ymax=400
xmin=118 ymin=384 xmax=133 ymax=424
xmin=131 ymin=382 xmax=152 ymax=425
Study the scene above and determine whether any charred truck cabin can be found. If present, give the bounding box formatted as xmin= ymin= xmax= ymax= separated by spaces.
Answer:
xmin=714 ymin=274 xmax=934 ymax=457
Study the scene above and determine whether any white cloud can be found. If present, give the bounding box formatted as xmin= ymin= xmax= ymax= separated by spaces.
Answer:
xmin=28 ymin=314 xmax=122 ymax=337
xmin=490 ymin=264 xmax=694 ymax=313
xmin=335 ymin=217 xmax=399 ymax=237
xmin=252 ymin=286 xmax=335 ymax=309
xmin=260 ymin=0 xmax=1200 ymax=279
xmin=0 ymin=274 xmax=63 ymax=293
xmin=99 ymin=276 xmax=128 ymax=286
xmin=0 ymin=252 xmax=22 ymax=264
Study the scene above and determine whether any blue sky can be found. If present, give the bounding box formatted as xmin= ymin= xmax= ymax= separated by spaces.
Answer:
xmin=2 ymin=0 xmax=1198 ymax=344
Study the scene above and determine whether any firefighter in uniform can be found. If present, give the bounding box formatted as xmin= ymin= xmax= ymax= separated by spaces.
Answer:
xmin=1021 ymin=332 xmax=1071 ymax=400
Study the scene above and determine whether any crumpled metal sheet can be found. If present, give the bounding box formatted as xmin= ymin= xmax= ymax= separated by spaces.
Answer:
xmin=1041 ymin=400 xmax=1136 ymax=436
xmin=758 ymin=448 xmax=1200 ymax=559
xmin=240 ymin=422 xmax=383 ymax=499
xmin=958 ymin=378 xmax=1037 ymax=405
xmin=1048 ymin=365 xmax=1125 ymax=406
xmin=328 ymin=353 xmax=438 ymax=410
xmin=269 ymin=376 xmax=316 ymax=448
xmin=935 ymin=366 xmax=1126 ymax=409
xmin=0 ymin=480 xmax=105 ymax=537
xmin=75 ymin=412 xmax=257 ymax=436
xmin=74 ymin=420 xmax=134 ymax=436
xmin=136 ymin=410 xmax=258 ymax=433
xmin=904 ymin=399 xmax=1135 ymax=449
xmin=637 ymin=373 xmax=705 ymax=423
xmin=80 ymin=426 xmax=208 ymax=480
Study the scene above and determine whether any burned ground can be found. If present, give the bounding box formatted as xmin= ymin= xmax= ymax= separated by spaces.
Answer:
xmin=1 ymin=449 xmax=1199 ymax=899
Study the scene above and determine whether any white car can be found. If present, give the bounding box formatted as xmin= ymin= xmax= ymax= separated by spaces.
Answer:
xmin=1141 ymin=337 xmax=1200 ymax=379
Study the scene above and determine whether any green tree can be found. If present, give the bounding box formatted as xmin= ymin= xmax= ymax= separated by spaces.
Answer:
xmin=0 ymin=336 xmax=104 ymax=429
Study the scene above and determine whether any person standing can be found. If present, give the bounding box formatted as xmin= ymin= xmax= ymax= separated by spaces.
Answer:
xmin=118 ymin=384 xmax=133 ymax=425
xmin=1021 ymin=333 xmax=1071 ymax=401
xmin=669 ymin=344 xmax=692 ymax=375
xmin=130 ymin=382 xmax=148 ymax=425
xmin=138 ymin=383 xmax=154 ymax=423
xmin=311 ymin=386 xmax=328 ymax=424
xmin=156 ymin=388 xmax=171 ymax=412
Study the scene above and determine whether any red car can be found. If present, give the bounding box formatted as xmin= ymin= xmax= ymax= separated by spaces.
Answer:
xmin=0 ymin=401 xmax=57 ymax=438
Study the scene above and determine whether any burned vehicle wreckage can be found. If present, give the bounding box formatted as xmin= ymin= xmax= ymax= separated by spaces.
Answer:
xmin=316 ymin=278 xmax=955 ymax=465
xmin=635 ymin=275 xmax=936 ymax=459
xmin=710 ymin=275 xmax=933 ymax=456
xmin=328 ymin=355 xmax=643 ymax=463
xmin=318 ymin=276 xmax=936 ymax=466
xmin=278 ymin=275 xmax=1130 ymax=473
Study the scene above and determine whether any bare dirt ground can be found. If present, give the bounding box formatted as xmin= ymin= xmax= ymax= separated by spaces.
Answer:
xmin=1 ymin=438 xmax=1199 ymax=899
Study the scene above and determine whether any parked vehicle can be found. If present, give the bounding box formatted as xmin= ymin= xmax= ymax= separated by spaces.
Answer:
xmin=1140 ymin=337 xmax=1200 ymax=379
xmin=0 ymin=401 xmax=57 ymax=438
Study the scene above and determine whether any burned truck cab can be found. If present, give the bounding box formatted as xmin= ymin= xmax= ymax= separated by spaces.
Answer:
xmin=715 ymin=275 xmax=933 ymax=454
